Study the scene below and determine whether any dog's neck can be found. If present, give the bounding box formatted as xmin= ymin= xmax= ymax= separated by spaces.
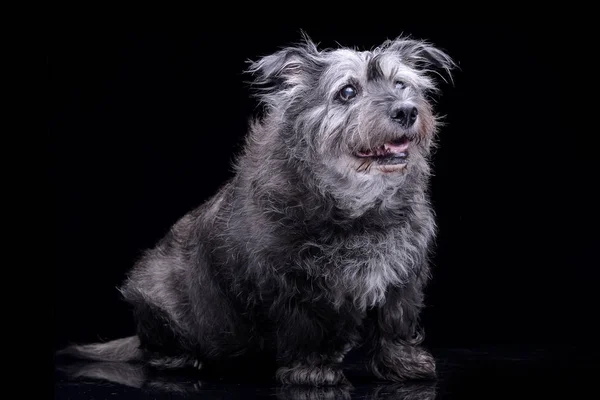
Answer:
xmin=239 ymin=157 xmax=428 ymax=232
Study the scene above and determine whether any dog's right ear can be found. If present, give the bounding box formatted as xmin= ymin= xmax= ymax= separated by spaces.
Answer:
xmin=246 ymin=35 xmax=322 ymax=98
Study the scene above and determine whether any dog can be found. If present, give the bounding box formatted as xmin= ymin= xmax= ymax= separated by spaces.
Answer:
xmin=57 ymin=33 xmax=455 ymax=386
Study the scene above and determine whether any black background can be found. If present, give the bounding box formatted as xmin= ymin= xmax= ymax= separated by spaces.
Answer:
xmin=51 ymin=19 xmax=597 ymax=358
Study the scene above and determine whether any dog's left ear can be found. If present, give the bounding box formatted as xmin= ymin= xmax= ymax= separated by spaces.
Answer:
xmin=387 ymin=37 xmax=457 ymax=85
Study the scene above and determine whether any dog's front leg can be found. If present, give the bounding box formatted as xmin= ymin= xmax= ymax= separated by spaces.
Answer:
xmin=273 ymin=302 xmax=359 ymax=386
xmin=367 ymin=285 xmax=436 ymax=382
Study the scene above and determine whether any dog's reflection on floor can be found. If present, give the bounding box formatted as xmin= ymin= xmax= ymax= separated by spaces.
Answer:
xmin=57 ymin=360 xmax=437 ymax=399
xmin=274 ymin=381 xmax=436 ymax=400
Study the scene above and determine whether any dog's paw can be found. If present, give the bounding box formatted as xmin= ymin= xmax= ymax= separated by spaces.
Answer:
xmin=276 ymin=364 xmax=348 ymax=386
xmin=371 ymin=345 xmax=436 ymax=382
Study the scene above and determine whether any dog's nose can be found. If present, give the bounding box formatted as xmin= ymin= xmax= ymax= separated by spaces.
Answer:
xmin=391 ymin=106 xmax=418 ymax=128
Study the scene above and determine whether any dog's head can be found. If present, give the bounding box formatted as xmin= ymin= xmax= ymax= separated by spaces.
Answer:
xmin=247 ymin=34 xmax=455 ymax=211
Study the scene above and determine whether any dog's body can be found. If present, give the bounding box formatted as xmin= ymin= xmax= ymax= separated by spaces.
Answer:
xmin=59 ymin=34 xmax=455 ymax=386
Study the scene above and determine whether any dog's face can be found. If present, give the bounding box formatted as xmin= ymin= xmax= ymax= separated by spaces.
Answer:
xmin=248 ymin=35 xmax=455 ymax=210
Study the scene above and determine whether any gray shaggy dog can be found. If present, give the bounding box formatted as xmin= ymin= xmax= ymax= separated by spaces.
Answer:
xmin=58 ymin=33 xmax=455 ymax=386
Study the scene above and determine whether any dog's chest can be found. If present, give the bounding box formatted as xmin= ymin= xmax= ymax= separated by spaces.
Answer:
xmin=308 ymin=228 xmax=414 ymax=310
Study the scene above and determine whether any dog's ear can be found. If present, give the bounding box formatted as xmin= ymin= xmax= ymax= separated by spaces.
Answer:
xmin=386 ymin=37 xmax=457 ymax=85
xmin=246 ymin=34 xmax=322 ymax=97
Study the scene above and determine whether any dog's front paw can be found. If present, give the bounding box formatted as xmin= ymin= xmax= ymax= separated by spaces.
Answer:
xmin=371 ymin=345 xmax=436 ymax=382
xmin=276 ymin=363 xmax=348 ymax=386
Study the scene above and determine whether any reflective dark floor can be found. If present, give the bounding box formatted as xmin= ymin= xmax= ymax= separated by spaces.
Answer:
xmin=54 ymin=347 xmax=596 ymax=399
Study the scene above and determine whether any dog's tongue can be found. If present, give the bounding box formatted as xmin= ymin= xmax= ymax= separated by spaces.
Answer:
xmin=383 ymin=141 xmax=409 ymax=154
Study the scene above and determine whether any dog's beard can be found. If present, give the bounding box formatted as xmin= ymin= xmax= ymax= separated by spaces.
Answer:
xmin=311 ymin=152 xmax=411 ymax=218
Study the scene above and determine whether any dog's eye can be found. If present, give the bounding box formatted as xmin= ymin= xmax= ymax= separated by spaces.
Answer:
xmin=395 ymin=80 xmax=406 ymax=90
xmin=339 ymin=85 xmax=357 ymax=101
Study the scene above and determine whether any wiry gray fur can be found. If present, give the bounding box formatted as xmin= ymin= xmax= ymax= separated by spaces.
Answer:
xmin=58 ymin=33 xmax=456 ymax=386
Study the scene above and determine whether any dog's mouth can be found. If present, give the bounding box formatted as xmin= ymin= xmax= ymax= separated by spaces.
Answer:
xmin=353 ymin=136 xmax=410 ymax=165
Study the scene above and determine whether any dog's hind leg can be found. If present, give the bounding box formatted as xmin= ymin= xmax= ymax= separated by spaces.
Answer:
xmin=147 ymin=355 xmax=203 ymax=370
xmin=126 ymin=293 xmax=203 ymax=371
